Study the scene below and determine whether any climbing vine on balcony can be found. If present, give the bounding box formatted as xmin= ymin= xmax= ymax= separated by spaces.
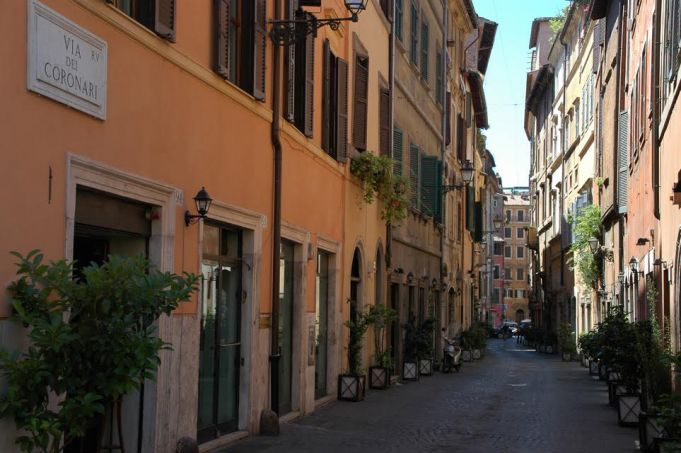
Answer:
xmin=568 ymin=204 xmax=602 ymax=288
xmin=350 ymin=152 xmax=409 ymax=225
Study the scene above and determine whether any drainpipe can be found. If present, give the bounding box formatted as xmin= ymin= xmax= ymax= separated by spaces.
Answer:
xmin=652 ymin=0 xmax=661 ymax=221
xmin=269 ymin=0 xmax=283 ymax=417
xmin=386 ymin=0 xmax=395 ymax=276
xmin=440 ymin=0 xmax=448 ymax=330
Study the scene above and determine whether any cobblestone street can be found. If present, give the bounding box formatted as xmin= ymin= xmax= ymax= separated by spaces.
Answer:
xmin=222 ymin=340 xmax=637 ymax=453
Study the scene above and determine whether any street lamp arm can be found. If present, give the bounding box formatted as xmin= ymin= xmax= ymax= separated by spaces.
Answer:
xmin=269 ymin=13 xmax=358 ymax=46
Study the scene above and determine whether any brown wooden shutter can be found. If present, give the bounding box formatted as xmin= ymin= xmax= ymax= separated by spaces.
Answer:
xmin=379 ymin=88 xmax=390 ymax=156
xmin=337 ymin=57 xmax=349 ymax=162
xmin=154 ymin=0 xmax=176 ymax=42
xmin=457 ymin=114 xmax=464 ymax=161
xmin=353 ymin=56 xmax=369 ymax=151
xmin=253 ymin=0 xmax=267 ymax=101
xmin=215 ymin=0 xmax=230 ymax=79
xmin=304 ymin=29 xmax=315 ymax=137
xmin=284 ymin=0 xmax=298 ymax=121
xmin=322 ymin=40 xmax=332 ymax=152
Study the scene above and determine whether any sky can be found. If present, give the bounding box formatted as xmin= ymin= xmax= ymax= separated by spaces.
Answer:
xmin=472 ymin=0 xmax=567 ymax=188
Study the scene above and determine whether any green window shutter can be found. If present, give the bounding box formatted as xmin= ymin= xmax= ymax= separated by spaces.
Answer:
xmin=284 ymin=0 xmax=298 ymax=121
xmin=410 ymin=3 xmax=419 ymax=64
xmin=393 ymin=127 xmax=403 ymax=176
xmin=435 ymin=159 xmax=443 ymax=223
xmin=395 ymin=0 xmax=403 ymax=41
xmin=336 ymin=57 xmax=349 ymax=162
xmin=420 ymin=155 xmax=438 ymax=217
xmin=436 ymin=49 xmax=443 ymax=105
xmin=466 ymin=186 xmax=474 ymax=232
xmin=409 ymin=144 xmax=420 ymax=209
xmin=421 ymin=21 xmax=429 ymax=81
xmin=617 ymin=110 xmax=629 ymax=214
xmin=322 ymin=40 xmax=332 ymax=154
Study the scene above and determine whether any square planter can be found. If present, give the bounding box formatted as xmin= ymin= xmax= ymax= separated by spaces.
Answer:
xmin=337 ymin=374 xmax=366 ymax=402
xmin=472 ymin=349 xmax=482 ymax=360
xmin=538 ymin=344 xmax=546 ymax=353
xmin=599 ymin=363 xmax=609 ymax=381
xmin=639 ymin=412 xmax=664 ymax=452
xmin=545 ymin=344 xmax=554 ymax=354
xmin=581 ymin=355 xmax=589 ymax=368
xmin=369 ymin=366 xmax=389 ymax=389
xmin=462 ymin=350 xmax=472 ymax=362
xmin=589 ymin=359 xmax=600 ymax=376
xmin=561 ymin=352 xmax=572 ymax=362
xmin=419 ymin=358 xmax=433 ymax=376
xmin=607 ymin=380 xmax=626 ymax=408
xmin=403 ymin=361 xmax=418 ymax=381
xmin=618 ymin=394 xmax=642 ymax=427
xmin=608 ymin=370 xmax=622 ymax=382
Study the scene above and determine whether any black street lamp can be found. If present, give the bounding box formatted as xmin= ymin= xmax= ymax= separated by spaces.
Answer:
xmin=443 ymin=160 xmax=475 ymax=193
xmin=184 ymin=187 xmax=213 ymax=226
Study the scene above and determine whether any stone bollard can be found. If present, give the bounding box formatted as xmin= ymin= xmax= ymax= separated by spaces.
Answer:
xmin=176 ymin=437 xmax=199 ymax=453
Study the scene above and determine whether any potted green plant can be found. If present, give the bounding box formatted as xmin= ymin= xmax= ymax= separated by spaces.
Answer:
xmin=460 ymin=329 xmax=473 ymax=362
xmin=416 ymin=318 xmax=436 ymax=376
xmin=402 ymin=314 xmax=419 ymax=381
xmin=338 ymin=302 xmax=373 ymax=401
xmin=471 ymin=322 xmax=487 ymax=360
xmin=0 ymin=251 xmax=198 ymax=453
xmin=559 ymin=323 xmax=576 ymax=361
xmin=368 ymin=304 xmax=397 ymax=389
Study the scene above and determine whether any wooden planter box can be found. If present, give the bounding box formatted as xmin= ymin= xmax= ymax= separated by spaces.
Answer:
xmin=561 ymin=352 xmax=572 ymax=362
xmin=403 ymin=361 xmax=418 ymax=381
xmin=419 ymin=358 xmax=433 ymax=376
xmin=639 ymin=412 xmax=664 ymax=452
xmin=337 ymin=374 xmax=366 ymax=402
xmin=618 ymin=394 xmax=641 ymax=427
xmin=462 ymin=350 xmax=472 ymax=362
xmin=599 ymin=362 xmax=609 ymax=381
xmin=369 ymin=366 xmax=389 ymax=389
xmin=545 ymin=344 xmax=555 ymax=354
xmin=538 ymin=344 xmax=546 ymax=353
xmin=472 ymin=349 xmax=482 ymax=360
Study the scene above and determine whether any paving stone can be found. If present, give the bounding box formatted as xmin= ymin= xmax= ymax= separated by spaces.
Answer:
xmin=218 ymin=340 xmax=638 ymax=453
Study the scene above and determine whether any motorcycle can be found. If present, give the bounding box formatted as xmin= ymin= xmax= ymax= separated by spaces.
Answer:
xmin=441 ymin=329 xmax=462 ymax=373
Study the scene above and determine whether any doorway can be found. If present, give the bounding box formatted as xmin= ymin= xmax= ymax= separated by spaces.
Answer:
xmin=278 ymin=240 xmax=295 ymax=415
xmin=315 ymin=251 xmax=330 ymax=399
xmin=197 ymin=224 xmax=243 ymax=443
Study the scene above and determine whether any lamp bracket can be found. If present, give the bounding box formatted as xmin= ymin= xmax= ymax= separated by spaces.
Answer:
xmin=184 ymin=210 xmax=205 ymax=227
xmin=269 ymin=10 xmax=358 ymax=46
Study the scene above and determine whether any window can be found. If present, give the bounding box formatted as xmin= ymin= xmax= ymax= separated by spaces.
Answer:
xmin=517 ymin=210 xmax=524 ymax=222
xmin=517 ymin=228 xmax=524 ymax=239
xmin=284 ymin=6 xmax=314 ymax=134
xmin=352 ymin=54 xmax=369 ymax=150
xmin=517 ymin=268 xmax=524 ymax=281
xmin=505 ymin=210 xmax=511 ymax=222
xmin=663 ymin=0 xmax=681 ymax=100
xmin=494 ymin=243 xmax=503 ymax=255
xmin=505 ymin=246 xmax=512 ymax=258
xmin=574 ymin=102 xmax=580 ymax=137
xmin=395 ymin=0 xmax=404 ymax=41
xmin=421 ymin=21 xmax=429 ymax=81
xmin=322 ymin=41 xmax=348 ymax=160
xmin=493 ymin=266 xmax=500 ymax=279
xmin=216 ymin=0 xmax=267 ymax=100
xmin=505 ymin=289 xmax=513 ymax=298
xmin=419 ymin=154 xmax=443 ymax=219
xmin=505 ymin=268 xmax=512 ymax=280
xmin=504 ymin=227 xmax=512 ymax=238
xmin=517 ymin=246 xmax=525 ymax=259
xmin=517 ymin=289 xmax=525 ymax=299
xmin=113 ymin=0 xmax=176 ymax=41
xmin=410 ymin=2 xmax=419 ymax=65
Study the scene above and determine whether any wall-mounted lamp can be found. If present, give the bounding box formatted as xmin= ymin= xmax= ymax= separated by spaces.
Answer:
xmin=185 ymin=187 xmax=213 ymax=226
xmin=629 ymin=257 xmax=644 ymax=276
xmin=588 ymin=237 xmax=614 ymax=262
xmin=654 ymin=258 xmax=668 ymax=268
xmin=442 ymin=160 xmax=474 ymax=193
xmin=407 ymin=272 xmax=414 ymax=284
xmin=269 ymin=0 xmax=368 ymax=45
xmin=636 ymin=237 xmax=651 ymax=246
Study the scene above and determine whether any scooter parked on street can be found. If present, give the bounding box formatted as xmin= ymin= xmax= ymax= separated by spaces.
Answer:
xmin=441 ymin=328 xmax=462 ymax=373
